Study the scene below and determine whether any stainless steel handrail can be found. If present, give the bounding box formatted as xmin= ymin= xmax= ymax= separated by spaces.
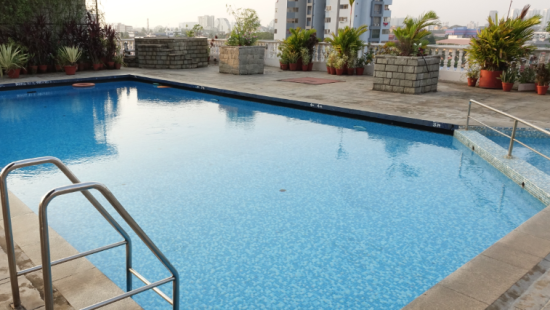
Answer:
xmin=39 ymin=181 xmax=180 ymax=310
xmin=466 ymin=99 xmax=550 ymax=159
xmin=0 ymin=157 xmax=133 ymax=308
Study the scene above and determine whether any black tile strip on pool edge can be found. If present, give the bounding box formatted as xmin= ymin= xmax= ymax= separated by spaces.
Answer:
xmin=0 ymin=74 xmax=457 ymax=134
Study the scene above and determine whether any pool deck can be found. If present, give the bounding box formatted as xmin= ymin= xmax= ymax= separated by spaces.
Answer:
xmin=1 ymin=66 xmax=550 ymax=309
xmin=0 ymin=65 xmax=548 ymax=131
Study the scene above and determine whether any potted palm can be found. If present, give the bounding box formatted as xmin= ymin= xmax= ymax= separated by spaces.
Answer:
xmin=373 ymin=12 xmax=441 ymax=94
xmin=466 ymin=6 xmax=541 ymax=89
xmin=325 ymin=25 xmax=368 ymax=76
xmin=288 ymin=51 xmax=299 ymax=71
xmin=280 ymin=27 xmax=317 ymax=71
xmin=0 ymin=44 xmax=28 ymax=79
xmin=498 ymin=68 xmax=517 ymax=92
xmin=326 ymin=51 xmax=338 ymax=75
xmin=518 ymin=66 xmax=536 ymax=92
xmin=114 ymin=55 xmax=124 ymax=69
xmin=58 ymin=46 xmax=82 ymax=75
xmin=535 ymin=63 xmax=550 ymax=95
xmin=300 ymin=48 xmax=311 ymax=71
xmin=277 ymin=46 xmax=290 ymax=70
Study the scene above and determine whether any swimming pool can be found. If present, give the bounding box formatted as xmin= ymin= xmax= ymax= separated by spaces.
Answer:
xmin=484 ymin=134 xmax=550 ymax=176
xmin=0 ymin=81 xmax=544 ymax=309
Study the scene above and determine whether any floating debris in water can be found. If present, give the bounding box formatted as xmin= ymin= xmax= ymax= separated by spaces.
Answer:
xmin=211 ymin=99 xmax=219 ymax=102
xmin=280 ymin=189 xmax=286 ymax=192
xmin=353 ymin=126 xmax=367 ymax=131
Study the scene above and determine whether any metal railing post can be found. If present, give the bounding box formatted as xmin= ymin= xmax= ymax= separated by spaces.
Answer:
xmin=508 ymin=120 xmax=518 ymax=158
xmin=0 ymin=176 xmax=21 ymax=308
xmin=466 ymin=100 xmax=472 ymax=130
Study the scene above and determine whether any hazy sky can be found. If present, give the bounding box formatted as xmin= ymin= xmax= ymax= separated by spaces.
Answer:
xmin=100 ymin=0 xmax=550 ymax=28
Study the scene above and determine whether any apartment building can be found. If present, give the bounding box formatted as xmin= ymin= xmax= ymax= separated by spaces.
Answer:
xmin=274 ymin=0 xmax=392 ymax=43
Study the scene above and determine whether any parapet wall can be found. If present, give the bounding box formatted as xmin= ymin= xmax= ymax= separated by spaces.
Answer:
xmin=134 ymin=38 xmax=209 ymax=69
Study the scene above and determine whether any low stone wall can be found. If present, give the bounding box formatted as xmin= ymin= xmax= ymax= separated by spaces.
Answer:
xmin=124 ymin=56 xmax=138 ymax=68
xmin=219 ymin=46 xmax=265 ymax=75
xmin=373 ymin=55 xmax=440 ymax=94
xmin=134 ymin=38 xmax=208 ymax=69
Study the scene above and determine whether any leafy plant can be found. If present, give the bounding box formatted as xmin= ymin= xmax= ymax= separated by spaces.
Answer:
xmin=280 ymin=28 xmax=318 ymax=57
xmin=391 ymin=11 xmax=440 ymax=56
xmin=334 ymin=55 xmax=349 ymax=69
xmin=0 ymin=44 xmax=28 ymax=77
xmin=326 ymin=50 xmax=338 ymax=67
xmin=114 ymin=55 xmax=125 ymax=65
xmin=535 ymin=63 xmax=550 ymax=86
xmin=466 ymin=6 xmax=541 ymax=71
xmin=287 ymin=51 xmax=299 ymax=64
xmin=300 ymin=48 xmax=311 ymax=65
xmin=324 ymin=26 xmax=367 ymax=58
xmin=58 ymin=46 xmax=82 ymax=66
xmin=104 ymin=25 xmax=118 ymax=62
xmin=226 ymin=6 xmax=261 ymax=46
xmin=466 ymin=63 xmax=480 ymax=79
xmin=498 ymin=68 xmax=517 ymax=83
xmin=277 ymin=46 xmax=290 ymax=64
xmin=518 ymin=67 xmax=536 ymax=84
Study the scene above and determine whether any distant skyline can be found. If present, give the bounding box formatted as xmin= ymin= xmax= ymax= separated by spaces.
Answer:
xmin=100 ymin=0 xmax=550 ymax=28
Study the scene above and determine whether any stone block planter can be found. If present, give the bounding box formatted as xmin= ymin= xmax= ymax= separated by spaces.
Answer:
xmin=134 ymin=38 xmax=208 ymax=69
xmin=373 ymin=55 xmax=441 ymax=94
xmin=219 ymin=46 xmax=265 ymax=75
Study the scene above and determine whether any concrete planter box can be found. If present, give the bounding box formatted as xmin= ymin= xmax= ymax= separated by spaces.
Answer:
xmin=365 ymin=64 xmax=374 ymax=76
xmin=518 ymin=83 xmax=536 ymax=92
xmin=219 ymin=46 xmax=265 ymax=75
xmin=373 ymin=55 xmax=441 ymax=94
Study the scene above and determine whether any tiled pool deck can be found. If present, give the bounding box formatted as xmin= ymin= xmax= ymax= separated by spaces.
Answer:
xmin=1 ymin=66 xmax=550 ymax=309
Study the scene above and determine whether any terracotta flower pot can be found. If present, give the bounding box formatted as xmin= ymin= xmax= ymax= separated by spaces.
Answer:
xmin=330 ymin=67 xmax=336 ymax=75
xmin=29 ymin=66 xmax=38 ymax=74
xmin=308 ymin=62 xmax=313 ymax=71
xmin=47 ymin=65 xmax=54 ymax=72
xmin=93 ymin=64 xmax=101 ymax=71
xmin=302 ymin=64 xmax=309 ymax=71
xmin=7 ymin=68 xmax=21 ymax=79
xmin=467 ymin=78 xmax=477 ymax=87
xmin=479 ymin=70 xmax=503 ymax=89
xmin=326 ymin=66 xmax=331 ymax=74
xmin=502 ymin=82 xmax=514 ymax=92
xmin=64 ymin=65 xmax=77 ymax=75
xmin=297 ymin=58 xmax=303 ymax=71
xmin=115 ymin=63 xmax=122 ymax=70
xmin=356 ymin=67 xmax=365 ymax=75
xmin=55 ymin=65 xmax=63 ymax=72
xmin=38 ymin=65 xmax=48 ymax=73
xmin=100 ymin=63 xmax=104 ymax=70
xmin=289 ymin=63 xmax=298 ymax=71
xmin=336 ymin=68 xmax=344 ymax=76
xmin=107 ymin=61 xmax=115 ymax=69
xmin=537 ymin=85 xmax=549 ymax=95
xmin=347 ymin=67 xmax=356 ymax=75
xmin=281 ymin=64 xmax=289 ymax=70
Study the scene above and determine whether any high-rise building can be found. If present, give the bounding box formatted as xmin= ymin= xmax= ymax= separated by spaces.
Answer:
xmin=489 ymin=10 xmax=498 ymax=22
xmin=542 ymin=9 xmax=550 ymax=25
xmin=198 ymin=15 xmax=215 ymax=29
xmin=526 ymin=8 xmax=541 ymax=19
xmin=466 ymin=21 xmax=478 ymax=29
xmin=274 ymin=0 xmax=392 ymax=43
xmin=510 ymin=8 xmax=521 ymax=19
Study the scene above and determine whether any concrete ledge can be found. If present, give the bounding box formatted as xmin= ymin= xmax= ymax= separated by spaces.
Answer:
xmin=454 ymin=130 xmax=550 ymax=205
xmin=0 ymin=191 xmax=141 ymax=310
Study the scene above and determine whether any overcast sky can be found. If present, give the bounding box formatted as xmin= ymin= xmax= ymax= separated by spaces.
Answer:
xmin=101 ymin=0 xmax=550 ymax=28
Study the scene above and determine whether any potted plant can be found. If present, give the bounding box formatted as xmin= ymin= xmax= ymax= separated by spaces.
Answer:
xmin=114 ymin=55 xmax=124 ymax=69
xmin=498 ymin=68 xmax=517 ymax=92
xmin=92 ymin=58 xmax=101 ymax=71
xmin=335 ymin=55 xmax=348 ymax=76
xmin=465 ymin=63 xmax=480 ymax=87
xmin=288 ymin=51 xmax=299 ymax=71
xmin=325 ymin=25 xmax=367 ymax=76
xmin=535 ymin=63 xmax=550 ymax=95
xmin=58 ymin=46 xmax=81 ymax=75
xmin=277 ymin=46 xmax=290 ymax=70
xmin=280 ymin=27 xmax=318 ymax=72
xmin=373 ymin=12 xmax=442 ymax=94
xmin=355 ymin=53 xmax=368 ymax=75
xmin=518 ymin=66 xmax=536 ymax=92
xmin=0 ymin=44 xmax=28 ymax=79
xmin=326 ymin=50 xmax=338 ymax=75
xmin=300 ymin=48 xmax=311 ymax=71
xmin=347 ymin=56 xmax=356 ymax=75
xmin=466 ymin=7 xmax=541 ymax=89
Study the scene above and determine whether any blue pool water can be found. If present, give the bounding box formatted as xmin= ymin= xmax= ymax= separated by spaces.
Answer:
xmin=485 ymin=135 xmax=550 ymax=176
xmin=0 ymin=81 xmax=544 ymax=309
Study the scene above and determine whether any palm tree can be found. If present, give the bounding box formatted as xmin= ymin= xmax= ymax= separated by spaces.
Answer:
xmin=349 ymin=0 xmax=355 ymax=27
xmin=392 ymin=11 xmax=440 ymax=56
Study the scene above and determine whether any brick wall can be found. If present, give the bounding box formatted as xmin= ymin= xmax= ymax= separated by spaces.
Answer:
xmin=219 ymin=46 xmax=265 ymax=75
xmin=134 ymin=38 xmax=208 ymax=69
xmin=373 ymin=55 xmax=441 ymax=94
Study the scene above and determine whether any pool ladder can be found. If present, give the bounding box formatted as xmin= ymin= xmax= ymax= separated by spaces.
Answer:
xmin=0 ymin=157 xmax=180 ymax=310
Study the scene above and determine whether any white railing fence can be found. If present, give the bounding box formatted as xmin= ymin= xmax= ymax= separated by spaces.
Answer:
xmin=209 ymin=39 xmax=550 ymax=82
